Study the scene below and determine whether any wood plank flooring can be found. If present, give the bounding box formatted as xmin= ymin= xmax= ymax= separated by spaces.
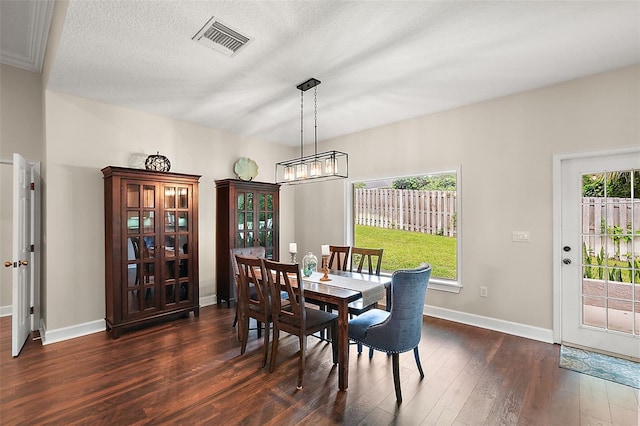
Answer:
xmin=1 ymin=306 xmax=638 ymax=425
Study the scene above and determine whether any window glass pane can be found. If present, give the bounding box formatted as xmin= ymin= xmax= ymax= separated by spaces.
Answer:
xmin=127 ymin=184 xmax=140 ymax=208
xmin=247 ymin=232 xmax=254 ymax=246
xmin=143 ymin=287 xmax=155 ymax=310
xmin=266 ymin=213 xmax=273 ymax=230
xmin=165 ymin=187 xmax=176 ymax=208
xmin=353 ymin=172 xmax=458 ymax=280
xmin=259 ymin=231 xmax=266 ymax=247
xmin=247 ymin=213 xmax=254 ymax=230
xmin=143 ymin=262 xmax=155 ymax=284
xmin=259 ymin=194 xmax=265 ymax=211
xmin=266 ymin=194 xmax=273 ymax=211
xmin=165 ymin=260 xmax=176 ymax=280
xmin=238 ymin=193 xmax=245 ymax=210
xmin=179 ymin=260 xmax=188 ymax=278
xmin=259 ymin=212 xmax=266 ymax=230
xmin=128 ymin=290 xmax=140 ymax=314
xmin=238 ymin=212 xmax=245 ymax=230
xmin=178 ymin=187 xmax=188 ymax=208
xmin=143 ymin=185 xmax=155 ymax=208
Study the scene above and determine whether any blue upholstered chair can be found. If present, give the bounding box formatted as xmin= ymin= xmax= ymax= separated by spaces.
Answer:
xmin=348 ymin=263 xmax=432 ymax=403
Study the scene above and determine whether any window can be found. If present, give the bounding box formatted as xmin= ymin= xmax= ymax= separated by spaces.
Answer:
xmin=350 ymin=170 xmax=461 ymax=292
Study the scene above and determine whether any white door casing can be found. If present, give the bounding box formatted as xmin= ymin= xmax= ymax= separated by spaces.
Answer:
xmin=555 ymin=148 xmax=639 ymax=360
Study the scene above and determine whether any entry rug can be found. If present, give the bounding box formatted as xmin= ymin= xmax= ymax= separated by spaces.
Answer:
xmin=559 ymin=345 xmax=639 ymax=389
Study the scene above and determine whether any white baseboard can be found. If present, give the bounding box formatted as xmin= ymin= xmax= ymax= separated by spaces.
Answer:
xmin=41 ymin=295 xmax=219 ymax=345
xmin=200 ymin=295 xmax=217 ymax=307
xmin=42 ymin=319 xmax=105 ymax=345
xmin=0 ymin=305 xmax=11 ymax=317
xmin=424 ymin=305 xmax=554 ymax=344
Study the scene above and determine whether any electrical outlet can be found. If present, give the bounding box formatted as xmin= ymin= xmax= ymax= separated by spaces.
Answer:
xmin=480 ymin=286 xmax=488 ymax=298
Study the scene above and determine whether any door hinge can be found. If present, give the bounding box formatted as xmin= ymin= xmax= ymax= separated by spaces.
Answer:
xmin=30 ymin=182 xmax=35 ymax=190
xmin=30 ymin=306 xmax=34 ymax=314
xmin=30 ymin=244 xmax=35 ymax=252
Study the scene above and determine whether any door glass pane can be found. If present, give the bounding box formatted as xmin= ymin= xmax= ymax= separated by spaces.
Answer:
xmin=128 ymin=237 xmax=140 ymax=260
xmin=143 ymin=211 xmax=155 ymax=233
xmin=127 ymin=212 xmax=139 ymax=233
xmin=178 ymin=235 xmax=188 ymax=255
xmin=165 ymin=187 xmax=176 ymax=208
xmin=127 ymin=184 xmax=140 ymax=208
xmin=238 ymin=212 xmax=245 ymax=230
xmin=128 ymin=290 xmax=140 ymax=314
xmin=143 ymin=237 xmax=155 ymax=258
xmin=165 ymin=236 xmax=175 ymax=255
xmin=166 ymin=284 xmax=175 ymax=304
xmin=178 ymin=187 xmax=188 ymax=208
xmin=246 ymin=192 xmax=253 ymax=210
xmin=143 ymin=185 xmax=155 ymax=208
xmin=144 ymin=287 xmax=155 ymax=310
xmin=165 ymin=211 xmax=176 ymax=232
xmin=179 ymin=260 xmax=188 ymax=278
xmin=581 ymin=169 xmax=639 ymax=335
xmin=165 ymin=260 xmax=176 ymax=280
xmin=179 ymin=283 xmax=188 ymax=301
xmin=178 ymin=212 xmax=188 ymax=231
xmin=143 ymin=262 xmax=155 ymax=284
xmin=127 ymin=264 xmax=138 ymax=287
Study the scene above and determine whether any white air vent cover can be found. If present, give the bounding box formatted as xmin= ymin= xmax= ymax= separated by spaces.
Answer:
xmin=192 ymin=17 xmax=250 ymax=57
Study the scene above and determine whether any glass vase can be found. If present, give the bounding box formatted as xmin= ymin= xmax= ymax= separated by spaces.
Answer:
xmin=302 ymin=252 xmax=318 ymax=277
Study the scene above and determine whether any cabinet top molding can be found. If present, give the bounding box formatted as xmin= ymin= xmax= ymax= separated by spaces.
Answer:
xmin=101 ymin=166 xmax=202 ymax=181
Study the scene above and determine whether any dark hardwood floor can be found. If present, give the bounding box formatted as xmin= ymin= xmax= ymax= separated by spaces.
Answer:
xmin=1 ymin=306 xmax=638 ymax=425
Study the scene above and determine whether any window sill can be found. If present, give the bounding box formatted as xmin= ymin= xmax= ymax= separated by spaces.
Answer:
xmin=380 ymin=274 xmax=461 ymax=294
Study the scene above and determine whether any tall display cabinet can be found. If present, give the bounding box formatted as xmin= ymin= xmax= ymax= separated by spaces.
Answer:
xmin=215 ymin=179 xmax=280 ymax=307
xmin=102 ymin=166 xmax=200 ymax=338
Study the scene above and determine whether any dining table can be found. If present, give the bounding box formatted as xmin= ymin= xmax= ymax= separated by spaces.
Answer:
xmin=301 ymin=270 xmax=391 ymax=391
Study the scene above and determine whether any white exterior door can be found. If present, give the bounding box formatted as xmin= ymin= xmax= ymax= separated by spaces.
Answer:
xmin=11 ymin=153 xmax=32 ymax=357
xmin=560 ymin=150 xmax=639 ymax=359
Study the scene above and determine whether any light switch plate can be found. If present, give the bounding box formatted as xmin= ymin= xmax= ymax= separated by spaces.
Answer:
xmin=512 ymin=231 xmax=530 ymax=242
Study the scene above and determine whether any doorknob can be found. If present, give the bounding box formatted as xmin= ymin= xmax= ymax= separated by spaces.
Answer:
xmin=19 ymin=260 xmax=28 ymax=266
xmin=4 ymin=262 xmax=12 ymax=268
xmin=563 ymin=258 xmax=571 ymax=265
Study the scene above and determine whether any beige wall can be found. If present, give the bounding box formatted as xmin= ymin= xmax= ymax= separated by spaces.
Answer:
xmin=295 ymin=65 xmax=640 ymax=331
xmin=43 ymin=91 xmax=295 ymax=330
xmin=0 ymin=63 xmax=44 ymax=309
xmin=3 ymin=61 xmax=638 ymax=338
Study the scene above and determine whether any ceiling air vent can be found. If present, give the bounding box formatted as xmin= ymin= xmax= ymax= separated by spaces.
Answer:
xmin=192 ymin=17 xmax=251 ymax=57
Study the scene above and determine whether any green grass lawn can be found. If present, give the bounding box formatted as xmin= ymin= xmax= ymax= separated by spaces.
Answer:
xmin=354 ymin=224 xmax=457 ymax=279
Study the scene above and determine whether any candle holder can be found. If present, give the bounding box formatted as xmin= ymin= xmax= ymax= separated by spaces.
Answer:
xmin=319 ymin=255 xmax=331 ymax=281
xmin=290 ymin=253 xmax=297 ymax=263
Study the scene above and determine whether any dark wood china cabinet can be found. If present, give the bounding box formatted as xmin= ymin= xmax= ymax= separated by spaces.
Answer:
xmin=215 ymin=179 xmax=280 ymax=307
xmin=102 ymin=166 xmax=200 ymax=338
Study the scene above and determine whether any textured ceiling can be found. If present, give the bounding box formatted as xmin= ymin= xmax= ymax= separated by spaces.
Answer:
xmin=3 ymin=1 xmax=640 ymax=146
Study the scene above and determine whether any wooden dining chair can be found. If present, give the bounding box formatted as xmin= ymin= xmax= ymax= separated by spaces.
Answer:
xmin=230 ymin=246 xmax=266 ymax=329
xmin=235 ymin=254 xmax=271 ymax=367
xmin=348 ymin=247 xmax=384 ymax=315
xmin=328 ymin=245 xmax=350 ymax=271
xmin=348 ymin=263 xmax=432 ymax=403
xmin=261 ymin=258 xmax=338 ymax=390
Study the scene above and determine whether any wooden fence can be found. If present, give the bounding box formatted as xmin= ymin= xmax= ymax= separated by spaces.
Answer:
xmin=581 ymin=197 xmax=638 ymax=261
xmin=354 ymin=188 xmax=457 ymax=237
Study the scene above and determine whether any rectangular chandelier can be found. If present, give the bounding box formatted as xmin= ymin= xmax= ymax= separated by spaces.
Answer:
xmin=275 ymin=77 xmax=349 ymax=185
xmin=275 ymin=150 xmax=348 ymax=184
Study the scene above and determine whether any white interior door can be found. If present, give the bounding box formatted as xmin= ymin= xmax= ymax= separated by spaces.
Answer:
xmin=560 ymin=150 xmax=640 ymax=359
xmin=11 ymin=153 xmax=32 ymax=357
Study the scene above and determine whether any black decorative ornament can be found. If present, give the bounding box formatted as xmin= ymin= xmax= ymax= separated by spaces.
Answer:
xmin=145 ymin=151 xmax=171 ymax=172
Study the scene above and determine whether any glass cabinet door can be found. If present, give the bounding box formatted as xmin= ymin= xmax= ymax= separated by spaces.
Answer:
xmin=124 ymin=183 xmax=158 ymax=316
xmin=162 ymin=184 xmax=192 ymax=307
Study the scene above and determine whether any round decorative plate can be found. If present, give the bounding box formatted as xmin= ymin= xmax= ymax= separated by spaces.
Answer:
xmin=234 ymin=157 xmax=258 ymax=181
